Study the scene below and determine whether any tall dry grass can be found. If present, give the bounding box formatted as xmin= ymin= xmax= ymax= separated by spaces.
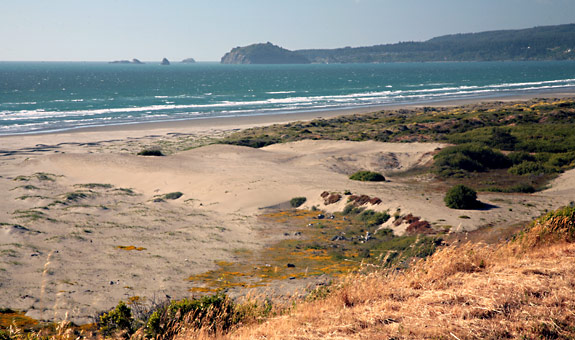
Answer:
xmin=6 ymin=208 xmax=575 ymax=340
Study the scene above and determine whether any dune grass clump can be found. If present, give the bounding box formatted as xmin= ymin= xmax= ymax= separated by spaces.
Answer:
xmin=74 ymin=183 xmax=113 ymax=189
xmin=444 ymin=184 xmax=479 ymax=209
xmin=63 ymin=192 xmax=88 ymax=201
xmin=290 ymin=197 xmax=307 ymax=208
xmin=349 ymin=171 xmax=386 ymax=182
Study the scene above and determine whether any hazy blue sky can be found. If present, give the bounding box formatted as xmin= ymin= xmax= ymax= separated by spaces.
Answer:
xmin=1 ymin=0 xmax=574 ymax=61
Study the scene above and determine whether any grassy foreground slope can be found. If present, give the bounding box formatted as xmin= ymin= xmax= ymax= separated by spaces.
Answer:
xmin=179 ymin=207 xmax=575 ymax=340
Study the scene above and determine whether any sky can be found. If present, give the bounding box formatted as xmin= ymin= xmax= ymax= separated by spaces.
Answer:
xmin=0 ymin=0 xmax=574 ymax=62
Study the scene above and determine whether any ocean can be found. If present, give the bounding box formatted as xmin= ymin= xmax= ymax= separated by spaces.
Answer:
xmin=1 ymin=61 xmax=574 ymax=135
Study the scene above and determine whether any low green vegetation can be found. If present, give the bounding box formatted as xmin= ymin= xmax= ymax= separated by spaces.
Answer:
xmin=98 ymin=301 xmax=133 ymax=337
xmin=97 ymin=295 xmax=243 ymax=339
xmin=343 ymin=205 xmax=391 ymax=227
xmin=433 ymin=143 xmax=511 ymax=178
xmin=220 ymin=98 xmax=575 ymax=192
xmin=290 ymin=197 xmax=307 ymax=208
xmin=349 ymin=171 xmax=386 ymax=182
xmin=444 ymin=185 xmax=480 ymax=209
xmin=74 ymin=183 xmax=113 ymax=189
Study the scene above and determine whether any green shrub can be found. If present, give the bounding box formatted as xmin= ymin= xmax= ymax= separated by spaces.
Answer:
xmin=98 ymin=301 xmax=134 ymax=337
xmin=358 ymin=210 xmax=391 ymax=226
xmin=547 ymin=152 xmax=575 ymax=168
xmin=434 ymin=144 xmax=511 ymax=177
xmin=349 ymin=171 xmax=386 ymax=182
xmin=163 ymin=192 xmax=183 ymax=200
xmin=508 ymin=161 xmax=550 ymax=176
xmin=137 ymin=149 xmax=164 ymax=156
xmin=486 ymin=127 xmax=517 ymax=150
xmin=290 ymin=197 xmax=307 ymax=208
xmin=146 ymin=294 xmax=238 ymax=338
xmin=444 ymin=185 xmax=479 ymax=209
xmin=508 ymin=151 xmax=536 ymax=165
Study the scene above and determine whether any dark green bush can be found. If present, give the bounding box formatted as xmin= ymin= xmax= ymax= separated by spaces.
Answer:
xmin=444 ymin=185 xmax=479 ymax=209
xmin=163 ymin=192 xmax=183 ymax=200
xmin=137 ymin=149 xmax=164 ymax=156
xmin=290 ymin=197 xmax=307 ymax=208
xmin=98 ymin=301 xmax=134 ymax=337
xmin=508 ymin=151 xmax=536 ymax=165
xmin=547 ymin=152 xmax=575 ymax=168
xmin=349 ymin=171 xmax=386 ymax=182
xmin=486 ymin=127 xmax=517 ymax=150
xmin=509 ymin=183 xmax=536 ymax=193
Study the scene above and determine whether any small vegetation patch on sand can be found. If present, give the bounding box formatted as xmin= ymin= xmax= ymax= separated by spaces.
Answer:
xmin=349 ymin=170 xmax=386 ymax=182
xmin=74 ymin=183 xmax=114 ymax=189
xmin=163 ymin=192 xmax=183 ymax=200
xmin=117 ymin=245 xmax=147 ymax=251
xmin=152 ymin=192 xmax=184 ymax=202
xmin=289 ymin=197 xmax=306 ymax=208
xmin=13 ymin=173 xmax=59 ymax=182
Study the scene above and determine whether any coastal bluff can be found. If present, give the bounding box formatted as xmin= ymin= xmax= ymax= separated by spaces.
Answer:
xmin=221 ymin=42 xmax=310 ymax=64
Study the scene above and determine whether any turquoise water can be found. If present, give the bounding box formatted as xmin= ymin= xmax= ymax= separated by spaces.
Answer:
xmin=1 ymin=61 xmax=574 ymax=135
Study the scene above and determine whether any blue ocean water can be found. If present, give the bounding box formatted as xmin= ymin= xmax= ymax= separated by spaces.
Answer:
xmin=0 ymin=61 xmax=574 ymax=135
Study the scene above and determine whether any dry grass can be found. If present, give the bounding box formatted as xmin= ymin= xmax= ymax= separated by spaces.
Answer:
xmin=4 ymin=209 xmax=575 ymax=340
xmin=175 ymin=210 xmax=575 ymax=340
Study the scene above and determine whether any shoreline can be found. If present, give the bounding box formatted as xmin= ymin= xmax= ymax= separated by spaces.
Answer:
xmin=1 ymin=89 xmax=575 ymax=142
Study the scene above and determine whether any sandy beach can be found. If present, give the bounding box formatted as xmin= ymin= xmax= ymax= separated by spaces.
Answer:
xmin=1 ymin=92 xmax=575 ymax=324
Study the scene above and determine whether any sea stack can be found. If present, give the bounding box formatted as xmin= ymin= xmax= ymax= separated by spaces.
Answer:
xmin=181 ymin=58 xmax=196 ymax=63
xmin=161 ymin=58 xmax=170 ymax=66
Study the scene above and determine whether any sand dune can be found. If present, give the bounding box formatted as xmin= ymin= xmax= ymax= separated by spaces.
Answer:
xmin=1 ymin=133 xmax=573 ymax=324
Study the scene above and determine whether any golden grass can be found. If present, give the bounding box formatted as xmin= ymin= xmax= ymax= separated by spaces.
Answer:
xmin=5 ymin=210 xmax=575 ymax=340
xmin=176 ymin=212 xmax=575 ymax=340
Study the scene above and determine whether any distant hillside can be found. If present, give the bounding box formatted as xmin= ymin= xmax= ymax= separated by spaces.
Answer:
xmin=297 ymin=24 xmax=575 ymax=63
xmin=221 ymin=42 xmax=310 ymax=64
